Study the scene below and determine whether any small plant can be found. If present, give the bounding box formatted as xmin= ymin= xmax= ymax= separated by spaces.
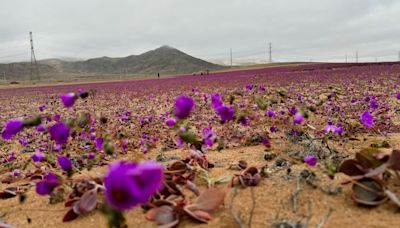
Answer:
xmin=339 ymin=148 xmax=400 ymax=207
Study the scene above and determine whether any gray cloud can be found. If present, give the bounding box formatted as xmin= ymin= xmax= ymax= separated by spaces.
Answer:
xmin=0 ymin=0 xmax=399 ymax=63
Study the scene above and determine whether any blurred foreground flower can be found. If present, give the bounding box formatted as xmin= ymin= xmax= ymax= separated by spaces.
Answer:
xmin=211 ymin=93 xmax=223 ymax=109
xmin=104 ymin=161 xmax=164 ymax=211
xmin=60 ymin=93 xmax=77 ymax=108
xmin=36 ymin=173 xmax=60 ymax=195
xmin=174 ymin=96 xmax=194 ymax=119
xmin=217 ymin=105 xmax=234 ymax=121
xmin=58 ymin=156 xmax=73 ymax=171
xmin=49 ymin=122 xmax=70 ymax=145
xmin=1 ymin=118 xmax=24 ymax=140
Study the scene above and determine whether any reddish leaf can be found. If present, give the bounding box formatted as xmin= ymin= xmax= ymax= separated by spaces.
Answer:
xmin=64 ymin=198 xmax=79 ymax=207
xmin=74 ymin=189 xmax=97 ymax=214
xmin=184 ymin=208 xmax=212 ymax=223
xmin=338 ymin=159 xmax=365 ymax=176
xmin=0 ymin=188 xmax=17 ymax=199
xmin=388 ymin=150 xmax=400 ymax=170
xmin=238 ymin=160 xmax=247 ymax=170
xmin=186 ymin=180 xmax=200 ymax=196
xmin=191 ymin=210 xmax=212 ymax=221
xmin=244 ymin=167 xmax=258 ymax=176
xmin=145 ymin=205 xmax=177 ymax=225
xmin=190 ymin=188 xmax=225 ymax=212
xmin=62 ymin=209 xmax=79 ymax=222
xmin=168 ymin=161 xmax=187 ymax=172
xmin=356 ymin=148 xmax=383 ymax=168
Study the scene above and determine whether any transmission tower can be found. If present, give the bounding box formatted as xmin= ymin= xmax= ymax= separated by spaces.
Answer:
xmin=30 ymin=31 xmax=40 ymax=81
xmin=268 ymin=42 xmax=272 ymax=63
xmin=230 ymin=48 xmax=232 ymax=67
xmin=356 ymin=51 xmax=358 ymax=63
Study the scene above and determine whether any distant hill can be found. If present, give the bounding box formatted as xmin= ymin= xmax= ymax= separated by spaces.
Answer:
xmin=0 ymin=46 xmax=225 ymax=81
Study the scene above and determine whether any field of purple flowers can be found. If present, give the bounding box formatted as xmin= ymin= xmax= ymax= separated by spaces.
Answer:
xmin=1 ymin=62 xmax=400 ymax=227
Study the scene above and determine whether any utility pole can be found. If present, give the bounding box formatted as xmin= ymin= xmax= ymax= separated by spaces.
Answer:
xmin=2 ymin=71 xmax=5 ymax=83
xmin=230 ymin=48 xmax=232 ymax=68
xmin=268 ymin=42 xmax=272 ymax=63
xmin=30 ymin=31 xmax=40 ymax=81
xmin=345 ymin=53 xmax=347 ymax=63
xmin=356 ymin=51 xmax=358 ymax=63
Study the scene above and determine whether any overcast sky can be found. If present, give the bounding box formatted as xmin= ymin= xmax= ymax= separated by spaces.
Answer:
xmin=0 ymin=0 xmax=399 ymax=64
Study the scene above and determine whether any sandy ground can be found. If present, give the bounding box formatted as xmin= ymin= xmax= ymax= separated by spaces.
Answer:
xmin=1 ymin=134 xmax=400 ymax=228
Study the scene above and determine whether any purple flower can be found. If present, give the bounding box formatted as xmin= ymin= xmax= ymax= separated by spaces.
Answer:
xmin=246 ymin=84 xmax=253 ymax=91
xmin=270 ymin=126 xmax=278 ymax=133
xmin=53 ymin=114 xmax=61 ymax=122
xmin=95 ymin=137 xmax=104 ymax=151
xmin=217 ymin=105 xmax=235 ymax=121
xmin=31 ymin=152 xmax=45 ymax=162
xmin=174 ymin=96 xmax=194 ymax=119
xmin=166 ymin=118 xmax=176 ymax=127
xmin=48 ymin=123 xmax=70 ymax=145
xmin=60 ymin=93 xmax=76 ymax=108
xmin=104 ymin=161 xmax=164 ymax=211
xmin=7 ymin=152 xmax=16 ymax=162
xmin=202 ymin=127 xmax=217 ymax=147
xmin=360 ymin=110 xmax=373 ymax=128
xmin=259 ymin=85 xmax=266 ymax=92
xmin=36 ymin=173 xmax=60 ymax=195
xmin=324 ymin=124 xmax=342 ymax=135
xmin=265 ymin=110 xmax=276 ymax=118
xmin=88 ymin=152 xmax=95 ymax=159
xmin=57 ymin=156 xmax=72 ymax=171
xmin=19 ymin=137 xmax=28 ymax=146
xmin=2 ymin=119 xmax=24 ymax=140
xmin=370 ymin=101 xmax=378 ymax=109
xmin=13 ymin=169 xmax=20 ymax=177
xmin=304 ymin=155 xmax=317 ymax=166
xmin=239 ymin=116 xmax=250 ymax=126
xmin=36 ymin=124 xmax=46 ymax=132
xmin=54 ymin=144 xmax=62 ymax=152
xmin=397 ymin=92 xmax=400 ymax=100
xmin=262 ymin=138 xmax=271 ymax=148
xmin=293 ymin=112 xmax=304 ymax=125
xmin=297 ymin=95 xmax=302 ymax=101
xmin=288 ymin=107 xmax=298 ymax=115
xmin=38 ymin=105 xmax=46 ymax=112
xmin=211 ymin=93 xmax=223 ymax=109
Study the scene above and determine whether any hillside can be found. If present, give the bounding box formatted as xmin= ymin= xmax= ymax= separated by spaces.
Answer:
xmin=0 ymin=46 xmax=225 ymax=81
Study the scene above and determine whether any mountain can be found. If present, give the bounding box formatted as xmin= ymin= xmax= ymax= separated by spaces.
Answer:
xmin=0 ymin=46 xmax=225 ymax=81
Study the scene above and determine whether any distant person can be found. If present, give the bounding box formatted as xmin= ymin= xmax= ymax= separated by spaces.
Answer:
xmin=157 ymin=73 xmax=160 ymax=78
